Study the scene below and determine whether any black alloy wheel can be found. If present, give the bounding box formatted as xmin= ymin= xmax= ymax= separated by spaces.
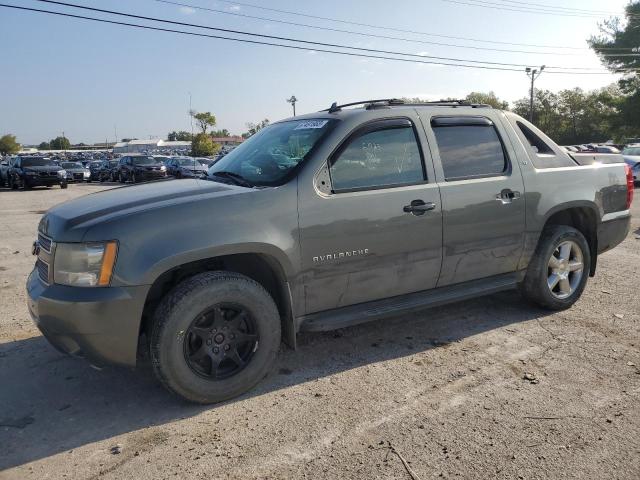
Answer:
xmin=183 ymin=304 xmax=258 ymax=380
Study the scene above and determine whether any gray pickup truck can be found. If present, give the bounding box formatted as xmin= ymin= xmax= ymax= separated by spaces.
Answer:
xmin=27 ymin=99 xmax=633 ymax=403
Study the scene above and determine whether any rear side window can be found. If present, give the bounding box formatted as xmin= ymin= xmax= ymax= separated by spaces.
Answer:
xmin=431 ymin=118 xmax=507 ymax=180
xmin=330 ymin=120 xmax=424 ymax=191
xmin=516 ymin=121 xmax=554 ymax=155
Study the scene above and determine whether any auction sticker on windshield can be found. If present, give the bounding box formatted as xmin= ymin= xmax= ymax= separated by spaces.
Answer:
xmin=294 ymin=120 xmax=329 ymax=130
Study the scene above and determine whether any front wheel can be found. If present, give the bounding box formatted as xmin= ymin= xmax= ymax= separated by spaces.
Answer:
xmin=520 ymin=225 xmax=590 ymax=310
xmin=151 ymin=271 xmax=281 ymax=404
xmin=60 ymin=182 xmax=68 ymax=189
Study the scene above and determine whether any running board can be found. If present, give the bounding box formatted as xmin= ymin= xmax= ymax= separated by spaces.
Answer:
xmin=297 ymin=272 xmax=521 ymax=332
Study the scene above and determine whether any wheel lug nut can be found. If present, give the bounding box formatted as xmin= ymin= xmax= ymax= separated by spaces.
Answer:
xmin=206 ymin=339 xmax=212 ymax=346
xmin=224 ymin=345 xmax=230 ymax=351
xmin=213 ymin=347 xmax=219 ymax=353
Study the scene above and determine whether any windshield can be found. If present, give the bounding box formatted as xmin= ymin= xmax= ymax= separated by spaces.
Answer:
xmin=133 ymin=156 xmax=162 ymax=166
xmin=174 ymin=157 xmax=205 ymax=167
xmin=22 ymin=158 xmax=55 ymax=167
xmin=208 ymin=118 xmax=336 ymax=186
xmin=62 ymin=162 xmax=83 ymax=169
xmin=623 ymin=147 xmax=640 ymax=156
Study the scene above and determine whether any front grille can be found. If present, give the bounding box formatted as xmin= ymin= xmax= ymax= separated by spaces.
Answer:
xmin=73 ymin=173 xmax=83 ymax=179
xmin=39 ymin=171 xmax=57 ymax=177
xmin=36 ymin=258 xmax=49 ymax=284
xmin=38 ymin=233 xmax=52 ymax=253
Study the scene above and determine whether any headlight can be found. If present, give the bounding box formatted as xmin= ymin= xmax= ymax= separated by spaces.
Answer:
xmin=160 ymin=165 xmax=166 ymax=171
xmin=53 ymin=241 xmax=118 ymax=287
xmin=83 ymin=171 xmax=91 ymax=178
xmin=58 ymin=170 xmax=67 ymax=178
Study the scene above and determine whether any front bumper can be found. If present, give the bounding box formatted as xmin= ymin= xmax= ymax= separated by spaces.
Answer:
xmin=26 ymin=269 xmax=149 ymax=367
xmin=24 ymin=175 xmax=65 ymax=186
xmin=136 ymin=170 xmax=167 ymax=180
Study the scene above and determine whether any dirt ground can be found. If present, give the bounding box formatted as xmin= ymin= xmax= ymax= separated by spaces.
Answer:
xmin=1 ymin=183 xmax=639 ymax=480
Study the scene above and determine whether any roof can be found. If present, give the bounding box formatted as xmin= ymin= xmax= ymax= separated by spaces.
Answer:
xmin=113 ymin=142 xmax=128 ymax=148
xmin=161 ymin=141 xmax=191 ymax=146
xmin=127 ymin=139 xmax=162 ymax=145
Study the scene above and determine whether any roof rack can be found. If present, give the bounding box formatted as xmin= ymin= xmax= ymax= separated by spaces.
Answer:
xmin=322 ymin=98 xmax=492 ymax=113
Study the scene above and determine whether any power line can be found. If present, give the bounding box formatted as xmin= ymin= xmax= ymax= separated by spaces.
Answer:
xmin=32 ymin=0 xmax=632 ymax=71
xmin=495 ymin=0 xmax=625 ymax=16
xmin=0 ymin=3 xmax=632 ymax=75
xmin=484 ymin=0 xmax=640 ymax=18
xmin=151 ymin=0 xmax=586 ymax=56
xmin=441 ymin=0 xmax=640 ymax=20
xmin=209 ymin=0 xmax=636 ymax=50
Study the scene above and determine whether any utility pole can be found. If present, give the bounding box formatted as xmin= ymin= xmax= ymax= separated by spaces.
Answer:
xmin=286 ymin=95 xmax=298 ymax=116
xmin=525 ymin=65 xmax=545 ymax=123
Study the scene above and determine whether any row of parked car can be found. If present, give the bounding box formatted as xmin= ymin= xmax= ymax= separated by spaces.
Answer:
xmin=0 ymin=154 xmax=219 ymax=189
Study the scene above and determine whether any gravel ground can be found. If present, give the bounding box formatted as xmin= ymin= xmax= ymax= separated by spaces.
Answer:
xmin=0 ymin=183 xmax=639 ymax=480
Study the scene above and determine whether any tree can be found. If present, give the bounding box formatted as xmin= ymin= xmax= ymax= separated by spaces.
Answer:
xmin=210 ymin=129 xmax=230 ymax=138
xmin=167 ymin=131 xmax=193 ymax=141
xmin=589 ymin=2 xmax=640 ymax=73
xmin=49 ymin=136 xmax=71 ymax=150
xmin=0 ymin=134 xmax=20 ymax=155
xmin=465 ymin=91 xmax=509 ymax=109
xmin=190 ymin=111 xmax=217 ymax=134
xmin=191 ymin=133 xmax=221 ymax=157
xmin=242 ymin=119 xmax=270 ymax=139
xmin=38 ymin=142 xmax=51 ymax=150
xmin=589 ymin=1 xmax=640 ymax=137
xmin=512 ymin=86 xmax=624 ymax=144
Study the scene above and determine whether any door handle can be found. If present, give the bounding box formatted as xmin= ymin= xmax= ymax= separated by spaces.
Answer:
xmin=403 ymin=200 xmax=436 ymax=215
xmin=495 ymin=189 xmax=521 ymax=204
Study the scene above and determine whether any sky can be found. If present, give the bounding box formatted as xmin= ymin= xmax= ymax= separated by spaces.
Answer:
xmin=0 ymin=0 xmax=632 ymax=145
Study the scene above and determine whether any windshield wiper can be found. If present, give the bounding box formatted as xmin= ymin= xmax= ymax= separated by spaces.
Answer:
xmin=209 ymin=171 xmax=254 ymax=187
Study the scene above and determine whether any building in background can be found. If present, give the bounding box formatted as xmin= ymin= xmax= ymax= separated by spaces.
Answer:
xmin=112 ymin=137 xmax=242 ymax=154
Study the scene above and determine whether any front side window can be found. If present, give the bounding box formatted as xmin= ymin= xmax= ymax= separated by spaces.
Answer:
xmin=208 ymin=118 xmax=336 ymax=187
xmin=432 ymin=120 xmax=507 ymax=181
xmin=330 ymin=122 xmax=424 ymax=191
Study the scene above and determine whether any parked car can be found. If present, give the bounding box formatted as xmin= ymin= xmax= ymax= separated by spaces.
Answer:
xmin=164 ymin=156 xmax=208 ymax=178
xmin=114 ymin=155 xmax=167 ymax=183
xmin=88 ymin=161 xmax=104 ymax=181
xmin=622 ymin=145 xmax=640 ymax=184
xmin=594 ymin=145 xmax=621 ymax=154
xmin=8 ymin=156 xmax=67 ymax=189
xmin=27 ymin=100 xmax=632 ymax=404
xmin=0 ymin=156 xmax=17 ymax=187
xmin=60 ymin=162 xmax=91 ymax=183
xmin=98 ymin=159 xmax=120 ymax=182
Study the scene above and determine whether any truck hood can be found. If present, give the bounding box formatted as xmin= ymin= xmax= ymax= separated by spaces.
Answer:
xmin=39 ymin=179 xmax=240 ymax=240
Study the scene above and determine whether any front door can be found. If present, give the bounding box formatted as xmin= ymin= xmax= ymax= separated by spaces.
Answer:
xmin=425 ymin=113 xmax=526 ymax=287
xmin=298 ymin=115 xmax=443 ymax=314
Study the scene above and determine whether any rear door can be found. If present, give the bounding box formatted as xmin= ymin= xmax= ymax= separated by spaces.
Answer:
xmin=298 ymin=114 xmax=443 ymax=314
xmin=422 ymin=112 xmax=526 ymax=286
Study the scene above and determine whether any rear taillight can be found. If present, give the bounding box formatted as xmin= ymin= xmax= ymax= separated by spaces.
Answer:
xmin=625 ymin=164 xmax=634 ymax=209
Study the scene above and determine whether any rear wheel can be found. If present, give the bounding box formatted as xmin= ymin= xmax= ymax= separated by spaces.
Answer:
xmin=151 ymin=271 xmax=281 ymax=404
xmin=520 ymin=225 xmax=590 ymax=310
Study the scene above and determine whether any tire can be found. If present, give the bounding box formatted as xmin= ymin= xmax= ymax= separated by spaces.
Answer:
xmin=132 ymin=172 xmax=138 ymax=184
xmin=151 ymin=271 xmax=281 ymax=404
xmin=10 ymin=176 xmax=17 ymax=190
xmin=520 ymin=225 xmax=590 ymax=310
xmin=60 ymin=182 xmax=68 ymax=189
xmin=119 ymin=173 xmax=125 ymax=184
